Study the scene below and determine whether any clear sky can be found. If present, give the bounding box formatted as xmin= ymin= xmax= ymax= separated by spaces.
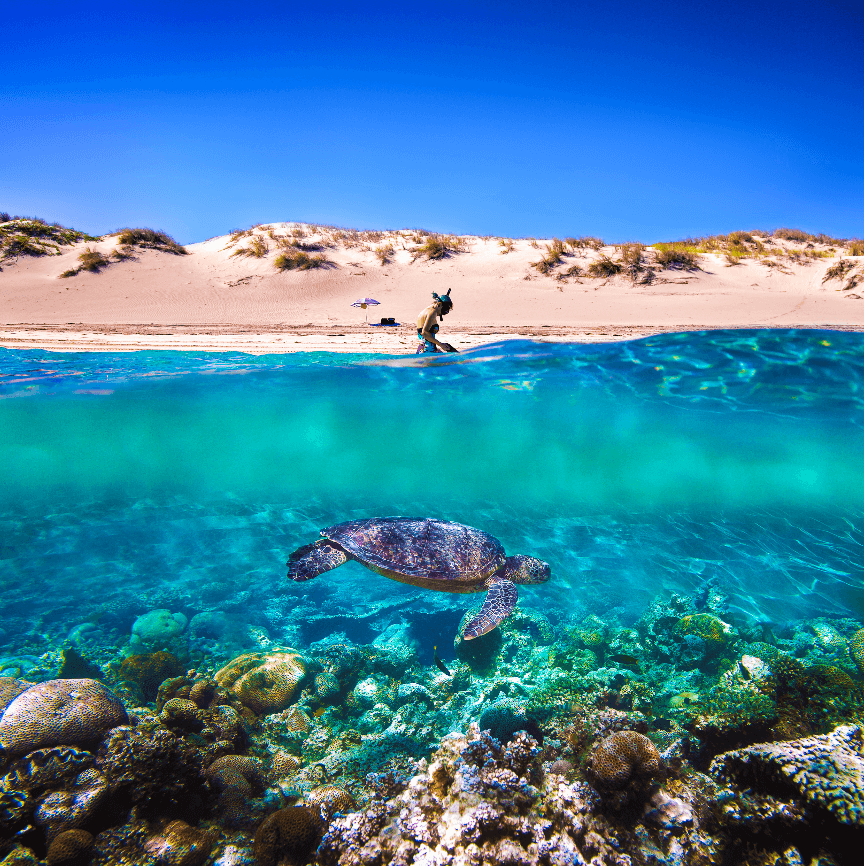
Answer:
xmin=3 ymin=0 xmax=862 ymax=244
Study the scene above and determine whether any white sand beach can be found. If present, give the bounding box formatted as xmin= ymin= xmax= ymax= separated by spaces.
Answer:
xmin=2 ymin=223 xmax=863 ymax=352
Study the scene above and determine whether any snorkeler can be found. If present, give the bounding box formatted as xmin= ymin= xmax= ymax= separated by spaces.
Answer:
xmin=416 ymin=289 xmax=457 ymax=353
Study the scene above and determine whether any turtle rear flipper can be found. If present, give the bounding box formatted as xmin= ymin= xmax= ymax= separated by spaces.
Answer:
xmin=462 ymin=578 xmax=518 ymax=640
xmin=287 ymin=540 xmax=349 ymax=581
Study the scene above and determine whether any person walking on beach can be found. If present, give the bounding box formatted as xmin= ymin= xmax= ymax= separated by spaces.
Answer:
xmin=416 ymin=289 xmax=457 ymax=353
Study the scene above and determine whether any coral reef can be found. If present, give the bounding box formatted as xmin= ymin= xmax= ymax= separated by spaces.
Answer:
xmin=318 ymin=722 xmax=719 ymax=866
xmin=2 ymin=502 xmax=864 ymax=866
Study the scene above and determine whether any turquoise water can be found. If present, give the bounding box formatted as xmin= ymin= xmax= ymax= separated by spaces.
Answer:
xmin=1 ymin=329 xmax=864 ymax=661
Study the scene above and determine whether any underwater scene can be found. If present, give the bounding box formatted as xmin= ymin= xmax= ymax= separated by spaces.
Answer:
xmin=2 ymin=329 xmax=864 ymax=866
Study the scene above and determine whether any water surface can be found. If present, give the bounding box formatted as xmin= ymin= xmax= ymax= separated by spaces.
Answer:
xmin=1 ymin=329 xmax=863 ymax=657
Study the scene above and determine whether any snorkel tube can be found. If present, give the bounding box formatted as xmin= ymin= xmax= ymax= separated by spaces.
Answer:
xmin=432 ymin=288 xmax=453 ymax=315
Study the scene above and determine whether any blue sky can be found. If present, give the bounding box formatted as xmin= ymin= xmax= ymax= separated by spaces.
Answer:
xmin=3 ymin=0 xmax=862 ymax=243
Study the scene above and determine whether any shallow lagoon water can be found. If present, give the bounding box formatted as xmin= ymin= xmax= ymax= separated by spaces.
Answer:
xmin=1 ymin=328 xmax=863 ymax=655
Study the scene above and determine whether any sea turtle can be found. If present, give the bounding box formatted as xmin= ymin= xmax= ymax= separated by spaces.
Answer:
xmin=286 ymin=517 xmax=551 ymax=639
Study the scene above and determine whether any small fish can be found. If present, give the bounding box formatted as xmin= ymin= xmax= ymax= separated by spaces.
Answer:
xmin=433 ymin=646 xmax=452 ymax=677
xmin=610 ymin=653 xmax=641 ymax=669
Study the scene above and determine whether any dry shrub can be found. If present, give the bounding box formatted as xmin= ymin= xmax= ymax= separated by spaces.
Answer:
xmin=823 ymin=259 xmax=855 ymax=283
xmin=655 ymin=248 xmax=700 ymax=270
xmin=773 ymin=227 xmax=812 ymax=243
xmin=587 ymin=255 xmax=623 ymax=278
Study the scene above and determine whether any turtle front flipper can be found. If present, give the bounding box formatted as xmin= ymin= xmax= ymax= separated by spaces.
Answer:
xmin=462 ymin=578 xmax=518 ymax=640
xmin=287 ymin=540 xmax=349 ymax=581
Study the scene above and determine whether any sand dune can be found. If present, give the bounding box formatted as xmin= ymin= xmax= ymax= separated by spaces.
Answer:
xmin=2 ymin=222 xmax=863 ymax=352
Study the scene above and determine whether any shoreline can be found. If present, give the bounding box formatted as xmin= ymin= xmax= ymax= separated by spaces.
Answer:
xmin=3 ymin=322 xmax=863 ymax=353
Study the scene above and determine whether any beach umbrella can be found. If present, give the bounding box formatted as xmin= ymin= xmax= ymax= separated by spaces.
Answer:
xmin=351 ymin=297 xmax=380 ymax=322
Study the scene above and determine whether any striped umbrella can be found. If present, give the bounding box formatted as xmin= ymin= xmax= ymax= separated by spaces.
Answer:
xmin=351 ymin=297 xmax=380 ymax=322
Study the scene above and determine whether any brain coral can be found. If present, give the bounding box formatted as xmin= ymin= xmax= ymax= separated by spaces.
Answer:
xmin=314 ymin=672 xmax=340 ymax=702
xmin=0 ymin=678 xmax=32 ymax=714
xmin=45 ymin=828 xmax=93 ymax=865
xmin=142 ymin=819 xmax=216 ymax=866
xmin=205 ymin=754 xmax=265 ymax=798
xmin=305 ymin=785 xmax=356 ymax=822
xmin=0 ymin=679 xmax=128 ymax=756
xmin=712 ymin=723 xmax=864 ymax=826
xmin=850 ymin=628 xmax=864 ymax=676
xmin=215 ymin=651 xmax=307 ymax=715
xmin=588 ymin=730 xmax=663 ymax=790
xmin=253 ymin=805 xmax=325 ymax=866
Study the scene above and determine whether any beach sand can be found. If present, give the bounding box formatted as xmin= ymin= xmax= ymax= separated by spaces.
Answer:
xmin=2 ymin=224 xmax=863 ymax=352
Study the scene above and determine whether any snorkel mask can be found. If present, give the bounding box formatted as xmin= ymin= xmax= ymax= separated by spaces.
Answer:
xmin=432 ymin=289 xmax=453 ymax=314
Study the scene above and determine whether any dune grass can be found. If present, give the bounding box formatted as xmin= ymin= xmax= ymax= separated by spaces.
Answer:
xmin=274 ymin=250 xmax=330 ymax=271
xmin=375 ymin=244 xmax=394 ymax=265
xmin=653 ymin=247 xmax=701 ymax=270
xmin=532 ymin=238 xmax=569 ymax=273
xmin=231 ymin=235 xmax=269 ymax=258
xmin=1 ymin=217 xmax=97 ymax=262
xmin=567 ymin=236 xmax=605 ymax=251
xmin=411 ymin=234 xmax=466 ymax=261
xmin=60 ymin=247 xmax=113 ymax=277
xmin=586 ymin=255 xmax=623 ymax=278
xmin=116 ymin=228 xmax=187 ymax=255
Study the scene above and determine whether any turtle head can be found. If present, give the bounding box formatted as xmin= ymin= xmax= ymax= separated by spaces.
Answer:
xmin=287 ymin=540 xmax=349 ymax=581
xmin=500 ymin=555 xmax=551 ymax=585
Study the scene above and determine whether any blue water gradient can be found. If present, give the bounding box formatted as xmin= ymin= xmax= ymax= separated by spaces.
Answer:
xmin=1 ymin=329 xmax=863 ymax=653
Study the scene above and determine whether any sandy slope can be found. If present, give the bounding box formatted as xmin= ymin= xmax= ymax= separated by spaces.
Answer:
xmin=2 ymin=223 xmax=863 ymax=352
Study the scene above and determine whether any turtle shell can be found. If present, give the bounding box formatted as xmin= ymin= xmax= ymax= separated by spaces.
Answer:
xmin=322 ymin=517 xmax=505 ymax=583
